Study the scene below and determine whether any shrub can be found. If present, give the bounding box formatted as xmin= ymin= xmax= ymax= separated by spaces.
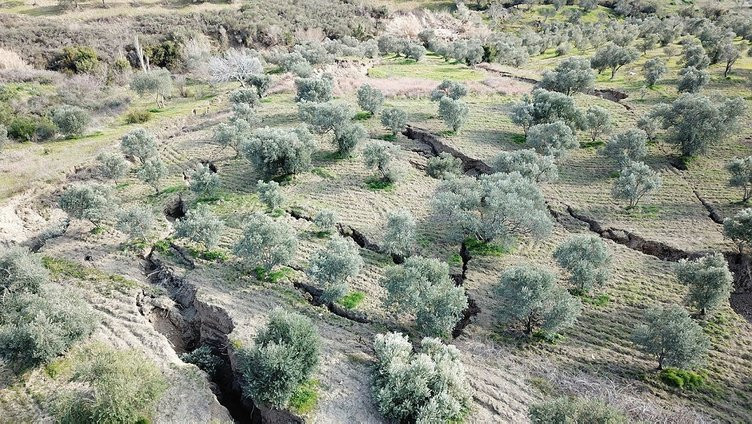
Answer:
xmin=175 ymin=205 xmax=225 ymax=249
xmin=211 ymin=120 xmax=249 ymax=158
xmin=602 ymin=129 xmax=648 ymax=166
xmin=241 ymin=126 xmax=316 ymax=179
xmin=313 ymin=209 xmax=337 ymax=234
xmin=527 ymin=121 xmax=577 ymax=157
xmin=510 ymin=89 xmax=583 ymax=135
xmin=124 ymin=109 xmax=150 ymax=124
xmin=188 ymin=164 xmax=220 ymax=197
xmin=372 ymin=333 xmax=471 ymax=423
xmin=116 ymin=205 xmax=156 ymax=241
xmin=52 ymin=46 xmax=99 ymax=74
xmin=380 ymin=107 xmax=407 ymax=135
xmin=54 ymin=343 xmax=167 ymax=424
xmin=180 ymin=345 xmax=222 ymax=379
xmin=382 ymin=209 xmax=416 ymax=258
xmin=726 ymin=157 xmax=752 ymax=203
xmin=295 ymin=76 xmax=333 ymax=103
xmin=632 ymin=305 xmax=710 ymax=370
xmin=130 ymin=69 xmax=173 ymax=107
xmin=676 ymin=253 xmax=733 ymax=317
xmin=382 ymin=256 xmax=467 ymax=338
xmin=257 ymin=180 xmax=283 ymax=211
xmin=583 ymin=106 xmax=612 ymax=143
xmin=234 ymin=212 xmax=297 ymax=271
xmin=0 ymin=247 xmax=49 ymax=297
xmin=438 ymin=96 xmax=469 ymax=133
xmin=643 ymin=57 xmax=667 ymax=87
xmin=50 ymin=106 xmax=90 ymax=137
xmin=8 ymin=116 xmax=56 ymax=142
xmin=333 ymin=123 xmax=366 ymax=157
xmin=357 ymin=84 xmax=384 ymax=115
xmin=144 ymin=39 xmax=183 ymax=70
xmin=637 ymin=114 xmax=659 ymax=143
xmin=208 ymin=49 xmax=264 ymax=86
xmin=659 ymin=368 xmax=705 ymax=390
xmin=554 ymin=235 xmax=610 ymax=293
xmin=297 ymin=100 xmax=352 ymax=134
xmin=491 ymin=149 xmax=558 ymax=183
xmin=363 ymin=140 xmax=404 ymax=183
xmin=120 ymin=128 xmax=157 ymax=165
xmin=0 ymin=124 xmax=7 ymax=149
xmin=307 ymin=236 xmax=363 ymax=303
xmin=496 ymin=264 xmax=581 ymax=335
xmin=96 ymin=152 xmax=129 ymax=183
xmin=430 ymin=80 xmax=468 ymax=101
xmin=279 ymin=52 xmax=313 ymax=77
xmin=529 ymin=397 xmax=628 ymax=424
xmin=238 ymin=309 xmax=321 ymax=408
xmin=683 ymin=42 xmax=710 ymax=69
xmin=539 ymin=56 xmax=594 ymax=95
xmin=724 ymin=208 xmax=752 ymax=253
xmin=229 ymin=88 xmax=260 ymax=108
xmin=426 ymin=152 xmax=463 ymax=179
xmin=590 ymin=42 xmax=639 ymax=79
xmin=137 ymin=157 xmax=168 ymax=194
xmin=677 ymin=66 xmax=709 ymax=93
xmin=248 ymin=74 xmax=272 ymax=98
xmin=0 ymin=289 xmax=97 ymax=370
xmin=59 ymin=183 xmax=113 ymax=225
xmin=611 ymin=160 xmax=662 ymax=208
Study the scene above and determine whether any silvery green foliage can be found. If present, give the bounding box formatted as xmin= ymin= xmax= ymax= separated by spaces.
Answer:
xmin=486 ymin=34 xmax=530 ymax=67
xmin=677 ymin=66 xmax=709 ymax=93
xmin=636 ymin=114 xmax=659 ymax=142
xmin=248 ymin=74 xmax=271 ymax=98
xmin=357 ymin=84 xmax=384 ymax=115
xmin=583 ymin=105 xmax=612 ymax=143
xmin=643 ymin=57 xmax=667 ymax=87
xmin=208 ymin=49 xmax=264 ymax=86
xmin=430 ymin=80 xmax=468 ymax=101
xmin=726 ymin=157 xmax=752 ymax=203
xmin=432 ymin=172 xmax=552 ymax=246
xmin=333 ymin=123 xmax=366 ymax=157
xmin=297 ymin=100 xmax=352 ymax=134
xmin=491 ymin=149 xmax=558 ymax=183
xmin=116 ymin=205 xmax=156 ymax=241
xmin=229 ymin=88 xmax=260 ymax=108
xmin=438 ymin=96 xmax=469 ymax=133
xmin=137 ymin=156 xmax=167 ymax=193
xmin=539 ymin=56 xmax=594 ymax=95
xmin=382 ymin=209 xmax=416 ymax=258
xmin=363 ymin=140 xmax=404 ymax=183
xmin=509 ymin=89 xmax=583 ymax=134
xmin=241 ymin=126 xmax=316 ymax=179
xmin=257 ymin=180 xmax=282 ymax=210
xmin=527 ymin=121 xmax=577 ymax=157
xmin=0 ymin=288 xmax=97 ymax=370
xmin=719 ymin=41 xmax=739 ymax=77
xmin=529 ymin=397 xmax=628 ymax=424
xmin=403 ymin=42 xmax=426 ymax=61
xmin=295 ymin=76 xmax=333 ymax=103
xmin=211 ymin=120 xmax=251 ymax=158
xmin=59 ymin=183 xmax=113 ymax=224
xmin=426 ymin=152 xmax=463 ymax=180
xmin=120 ymin=128 xmax=157 ymax=165
xmin=307 ymin=236 xmax=363 ymax=303
xmin=380 ymin=108 xmax=407 ymax=135
xmin=293 ymin=42 xmax=333 ymax=66
xmin=188 ymin=164 xmax=220 ymax=196
xmin=682 ymin=42 xmax=710 ymax=69
xmin=382 ymin=256 xmax=467 ymax=338
xmin=0 ymin=247 xmax=49 ymax=296
xmin=554 ymin=235 xmax=611 ymax=293
xmin=313 ymin=209 xmax=337 ymax=233
xmin=372 ymin=333 xmax=471 ymax=423
xmin=590 ymin=42 xmax=639 ymax=79
xmin=231 ymin=103 xmax=261 ymax=126
xmin=676 ymin=253 xmax=733 ymax=317
xmin=238 ymin=309 xmax=320 ymax=408
xmin=724 ymin=208 xmax=752 ymax=252
xmin=129 ymin=69 xmax=173 ymax=105
xmin=449 ymin=39 xmax=483 ymax=65
xmin=50 ymin=105 xmax=91 ymax=136
xmin=96 ymin=152 xmax=129 ymax=182
xmin=234 ymin=212 xmax=297 ymax=271
xmin=175 ymin=205 xmax=225 ymax=249
xmin=278 ymin=51 xmax=312 ymax=77
xmin=0 ymin=124 xmax=7 ymax=149
xmin=632 ymin=305 xmax=710 ymax=369
xmin=602 ymin=129 xmax=648 ymax=166
xmin=612 ymin=160 xmax=662 ymax=208
xmin=650 ymin=94 xmax=745 ymax=157
xmin=495 ymin=264 xmax=581 ymax=335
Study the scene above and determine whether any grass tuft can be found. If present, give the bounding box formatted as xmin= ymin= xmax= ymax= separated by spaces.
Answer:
xmin=339 ymin=291 xmax=365 ymax=309
xmin=289 ymin=379 xmax=319 ymax=415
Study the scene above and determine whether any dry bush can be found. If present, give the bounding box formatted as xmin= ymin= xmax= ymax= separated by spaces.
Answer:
xmin=0 ymin=48 xmax=32 ymax=71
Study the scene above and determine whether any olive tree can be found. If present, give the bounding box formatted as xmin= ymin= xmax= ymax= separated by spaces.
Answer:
xmin=510 ymin=89 xmax=583 ymax=134
xmin=207 ymin=49 xmax=264 ymax=86
xmin=313 ymin=209 xmax=337 ymax=234
xmin=51 ymin=106 xmax=91 ymax=137
xmin=527 ymin=121 xmax=577 ymax=157
xmin=130 ymin=69 xmax=172 ymax=107
xmin=540 ymin=57 xmax=594 ymax=95
xmin=116 ymin=205 xmax=156 ymax=241
xmin=175 ymin=205 xmax=225 ymax=250
xmin=382 ymin=209 xmax=416 ymax=258
xmin=363 ymin=140 xmax=404 ymax=183
xmin=719 ymin=41 xmax=740 ymax=77
xmin=637 ymin=114 xmax=659 ymax=143
xmin=612 ymin=161 xmax=662 ymax=208
xmin=727 ymin=156 xmax=752 ymax=203
xmin=120 ymin=128 xmax=157 ymax=165
xmin=554 ymin=235 xmax=611 ymax=293
xmin=307 ymin=236 xmax=363 ymax=303
xmin=137 ymin=157 xmax=168 ymax=194
xmin=491 ymin=149 xmax=558 ymax=183
xmin=372 ymin=333 xmax=471 ymax=423
xmin=682 ymin=42 xmax=710 ymax=69
xmin=643 ymin=57 xmax=667 ymax=87
xmin=229 ymin=88 xmax=260 ymax=108
xmin=438 ymin=96 xmax=469 ymax=133
xmin=211 ymin=120 xmax=250 ymax=158
xmin=632 ymin=305 xmax=710 ymax=370
xmin=238 ymin=309 xmax=320 ymax=408
xmin=357 ymin=84 xmax=384 ymax=116
xmin=590 ymin=42 xmax=639 ymax=79
xmin=676 ymin=253 xmax=733 ymax=317
xmin=333 ymin=123 xmax=366 ymax=157
xmin=241 ymin=126 xmax=316 ymax=179
xmin=382 ymin=256 xmax=467 ymax=339
xmin=583 ymin=106 xmax=612 ymax=143
xmin=380 ymin=108 xmax=407 ymax=135
xmin=650 ymin=94 xmax=745 ymax=158
xmin=430 ymin=80 xmax=468 ymax=101
xmin=257 ymin=180 xmax=283 ymax=210
xmin=495 ymin=264 xmax=582 ymax=335
xmin=295 ymin=76 xmax=333 ymax=103
xmin=233 ymin=212 xmax=297 ymax=271
xmin=96 ymin=152 xmax=129 ymax=183
xmin=427 ymin=152 xmax=463 ymax=179
xmin=188 ymin=164 xmax=220 ymax=197
xmin=297 ymin=101 xmax=352 ymax=134
xmin=59 ymin=183 xmax=113 ymax=225
xmin=677 ymin=66 xmax=709 ymax=93
xmin=0 ymin=247 xmax=49 ymax=296
xmin=602 ymin=129 xmax=648 ymax=166
xmin=724 ymin=208 xmax=752 ymax=253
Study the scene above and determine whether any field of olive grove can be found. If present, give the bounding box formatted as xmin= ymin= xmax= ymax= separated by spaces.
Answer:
xmin=2 ymin=0 xmax=752 ymax=423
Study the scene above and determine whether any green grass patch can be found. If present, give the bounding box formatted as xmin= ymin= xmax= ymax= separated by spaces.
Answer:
xmin=311 ymin=167 xmax=335 ymax=179
xmin=380 ymin=134 xmax=397 ymax=142
xmin=42 ymin=256 xmax=138 ymax=292
xmin=254 ymin=266 xmax=294 ymax=283
xmin=365 ymin=177 xmax=395 ymax=191
xmin=579 ymin=140 xmax=605 ymax=149
xmin=580 ymin=292 xmax=610 ymax=307
xmin=338 ymin=291 xmax=365 ymax=310
xmin=447 ymin=253 xmax=462 ymax=266
xmin=625 ymin=204 xmax=661 ymax=219
xmin=465 ymin=238 xmax=512 ymax=256
xmin=354 ymin=111 xmax=372 ymax=121
xmin=154 ymin=239 xmax=171 ymax=253
xmin=367 ymin=55 xmax=485 ymax=81
xmin=90 ymin=225 xmax=105 ymax=235
xmin=510 ymin=133 xmax=526 ymax=145
xmin=188 ymin=247 xmax=229 ymax=262
xmin=659 ymin=368 xmax=706 ymax=391
xmin=289 ymin=379 xmax=319 ymax=415
xmin=124 ymin=109 xmax=151 ymax=124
